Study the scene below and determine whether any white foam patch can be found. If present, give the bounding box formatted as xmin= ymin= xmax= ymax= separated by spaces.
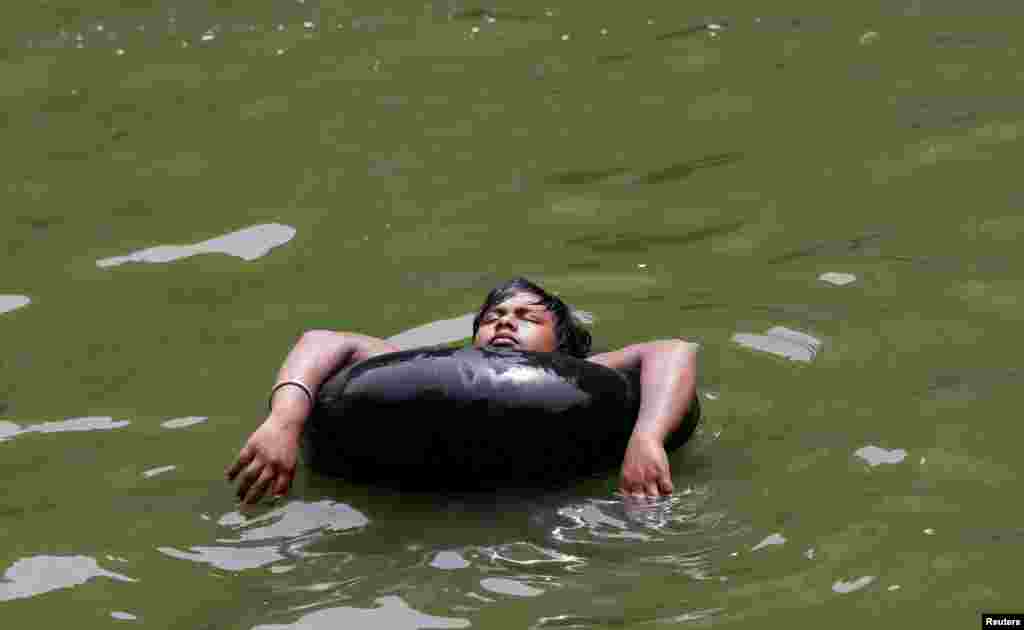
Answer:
xmin=110 ymin=611 xmax=138 ymax=620
xmin=732 ymin=326 xmax=822 ymax=362
xmin=552 ymin=500 xmax=654 ymax=544
xmin=751 ymin=532 xmax=787 ymax=551
xmin=0 ymin=555 xmax=135 ymax=602
xmin=96 ymin=223 xmax=296 ymax=268
xmin=479 ymin=578 xmax=545 ymax=597
xmin=216 ymin=500 xmax=369 ymax=542
xmin=142 ymin=465 xmax=177 ymax=478
xmin=0 ymin=295 xmax=31 ymax=315
xmin=0 ymin=422 xmax=21 ymax=440
xmin=854 ymin=445 xmax=908 ymax=466
xmin=430 ymin=550 xmax=470 ymax=570
xmin=156 ymin=545 xmax=285 ymax=572
xmin=251 ymin=596 xmax=470 ymax=629
xmin=483 ymin=542 xmax=583 ymax=567
xmin=832 ymin=575 xmax=875 ymax=593
xmin=160 ymin=416 xmax=207 ymax=429
xmin=819 ymin=272 xmax=857 ymax=286
xmin=0 ymin=417 xmax=130 ymax=442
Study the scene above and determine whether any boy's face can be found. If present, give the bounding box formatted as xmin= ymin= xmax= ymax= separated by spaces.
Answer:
xmin=474 ymin=292 xmax=558 ymax=352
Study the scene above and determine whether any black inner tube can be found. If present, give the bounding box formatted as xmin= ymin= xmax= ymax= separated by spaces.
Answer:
xmin=303 ymin=347 xmax=699 ymax=490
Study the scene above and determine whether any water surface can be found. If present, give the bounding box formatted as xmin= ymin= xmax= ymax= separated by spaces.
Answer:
xmin=2 ymin=0 xmax=1022 ymax=627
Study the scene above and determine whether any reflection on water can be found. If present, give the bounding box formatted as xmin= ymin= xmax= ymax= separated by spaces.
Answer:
xmin=157 ymin=544 xmax=288 ymax=572
xmin=481 ymin=541 xmax=583 ymax=570
xmin=110 ymin=612 xmax=138 ymax=621
xmin=158 ymin=501 xmax=368 ymax=572
xmin=160 ymin=415 xmax=208 ymax=429
xmin=0 ymin=555 xmax=135 ymax=602
xmin=0 ymin=295 xmax=31 ymax=315
xmin=750 ymin=532 xmax=786 ymax=552
xmin=550 ymin=489 xmax=727 ymax=548
xmin=430 ymin=550 xmax=470 ymax=570
xmin=818 ymin=272 xmax=857 ymax=286
xmin=252 ymin=596 xmax=470 ymax=630
xmin=731 ymin=326 xmax=823 ymax=362
xmin=216 ymin=500 xmax=369 ymax=542
xmin=96 ymin=223 xmax=295 ymax=268
xmin=831 ymin=575 xmax=875 ymax=594
xmin=554 ymin=501 xmax=655 ymax=543
xmin=479 ymin=577 xmax=544 ymax=597
xmin=142 ymin=464 xmax=177 ymax=478
xmin=0 ymin=416 xmax=130 ymax=442
xmin=854 ymin=445 xmax=908 ymax=467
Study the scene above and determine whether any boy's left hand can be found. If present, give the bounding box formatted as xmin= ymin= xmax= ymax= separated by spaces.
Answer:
xmin=619 ymin=434 xmax=674 ymax=498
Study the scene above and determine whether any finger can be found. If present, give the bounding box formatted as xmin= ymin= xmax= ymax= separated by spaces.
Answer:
xmin=645 ymin=482 xmax=660 ymax=498
xmin=243 ymin=468 xmax=276 ymax=505
xmin=235 ymin=459 xmax=264 ymax=501
xmin=659 ymin=476 xmax=674 ymax=496
xmin=270 ymin=470 xmax=292 ymax=497
xmin=226 ymin=446 xmax=254 ymax=480
xmin=619 ymin=477 xmax=638 ymax=499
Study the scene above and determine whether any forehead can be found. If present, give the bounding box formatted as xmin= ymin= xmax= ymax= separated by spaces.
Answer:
xmin=490 ymin=293 xmax=549 ymax=313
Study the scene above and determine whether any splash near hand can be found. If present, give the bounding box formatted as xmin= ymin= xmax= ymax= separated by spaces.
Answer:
xmin=619 ymin=434 xmax=674 ymax=499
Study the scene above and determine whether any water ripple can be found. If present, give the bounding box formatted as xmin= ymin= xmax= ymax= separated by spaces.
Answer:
xmin=96 ymin=223 xmax=295 ymax=268
xmin=217 ymin=500 xmax=369 ymax=543
xmin=0 ymin=555 xmax=135 ymax=601
xmin=0 ymin=295 xmax=31 ymax=315
xmin=731 ymin=326 xmax=822 ymax=362
xmin=550 ymin=491 xmax=716 ymax=545
xmin=252 ymin=595 xmax=470 ymax=629
xmin=854 ymin=445 xmax=908 ymax=467
xmin=0 ymin=416 xmax=131 ymax=442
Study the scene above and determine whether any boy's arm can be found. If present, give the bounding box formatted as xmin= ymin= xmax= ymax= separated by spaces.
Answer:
xmin=587 ymin=339 xmax=698 ymax=496
xmin=267 ymin=330 xmax=400 ymax=430
xmin=227 ymin=330 xmax=399 ymax=504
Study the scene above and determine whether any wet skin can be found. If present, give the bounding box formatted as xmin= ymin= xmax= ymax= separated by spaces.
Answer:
xmin=473 ymin=292 xmax=559 ymax=352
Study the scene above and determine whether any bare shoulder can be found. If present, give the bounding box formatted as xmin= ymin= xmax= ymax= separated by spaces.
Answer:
xmin=303 ymin=329 xmax=400 ymax=361
xmin=586 ymin=339 xmax=695 ymax=370
xmin=345 ymin=332 xmax=401 ymax=359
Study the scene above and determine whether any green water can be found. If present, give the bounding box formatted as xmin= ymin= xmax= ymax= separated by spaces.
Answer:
xmin=2 ymin=0 xmax=1022 ymax=627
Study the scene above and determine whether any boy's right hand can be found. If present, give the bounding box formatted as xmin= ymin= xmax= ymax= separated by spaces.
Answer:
xmin=226 ymin=417 xmax=301 ymax=505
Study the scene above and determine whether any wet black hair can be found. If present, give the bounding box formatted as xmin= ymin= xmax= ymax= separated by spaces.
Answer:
xmin=472 ymin=277 xmax=592 ymax=358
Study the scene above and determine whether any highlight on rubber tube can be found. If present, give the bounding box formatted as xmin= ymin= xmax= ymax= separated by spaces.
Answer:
xmin=302 ymin=346 xmax=700 ymax=489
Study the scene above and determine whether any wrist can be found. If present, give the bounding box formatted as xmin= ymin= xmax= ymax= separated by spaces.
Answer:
xmin=266 ymin=406 xmax=308 ymax=435
xmin=269 ymin=380 xmax=314 ymax=410
xmin=629 ymin=427 xmax=665 ymax=445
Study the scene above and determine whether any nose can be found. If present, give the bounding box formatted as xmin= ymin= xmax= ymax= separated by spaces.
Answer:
xmin=495 ymin=314 xmax=517 ymax=329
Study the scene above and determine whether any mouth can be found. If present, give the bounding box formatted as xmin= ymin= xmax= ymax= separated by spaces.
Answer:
xmin=489 ymin=336 xmax=518 ymax=347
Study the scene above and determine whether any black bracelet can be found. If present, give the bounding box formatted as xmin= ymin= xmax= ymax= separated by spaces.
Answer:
xmin=268 ymin=380 xmax=314 ymax=411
